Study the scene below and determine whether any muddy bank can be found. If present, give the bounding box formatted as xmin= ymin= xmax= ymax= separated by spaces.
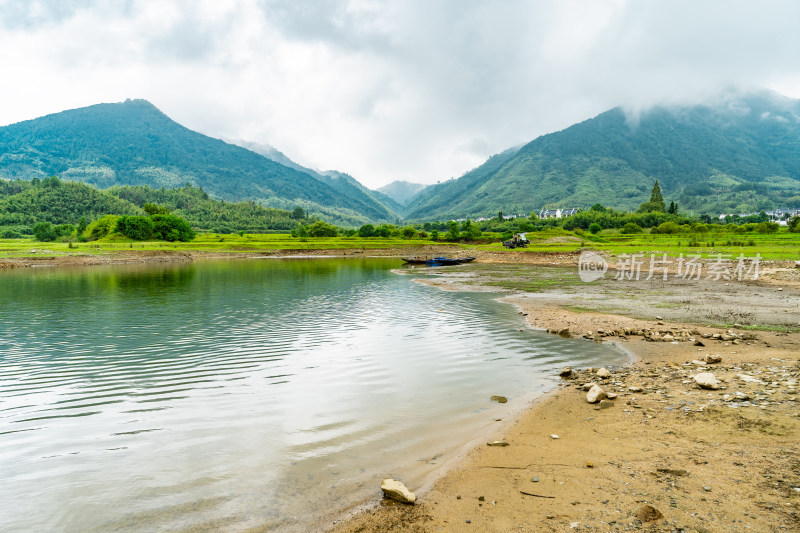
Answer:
xmin=0 ymin=245 xmax=465 ymax=269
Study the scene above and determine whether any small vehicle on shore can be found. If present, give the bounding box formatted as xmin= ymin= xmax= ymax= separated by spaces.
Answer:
xmin=401 ymin=256 xmax=476 ymax=266
xmin=503 ymin=232 xmax=529 ymax=249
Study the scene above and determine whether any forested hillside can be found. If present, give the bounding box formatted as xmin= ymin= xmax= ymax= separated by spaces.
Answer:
xmin=0 ymin=178 xmax=307 ymax=235
xmin=404 ymin=91 xmax=800 ymax=220
xmin=0 ymin=100 xmax=394 ymax=225
xmin=0 ymin=178 xmax=141 ymax=231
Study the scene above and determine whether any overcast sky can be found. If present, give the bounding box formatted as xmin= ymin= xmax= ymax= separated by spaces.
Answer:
xmin=1 ymin=0 xmax=799 ymax=188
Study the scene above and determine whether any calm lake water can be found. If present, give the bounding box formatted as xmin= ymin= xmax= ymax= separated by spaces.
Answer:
xmin=0 ymin=258 xmax=628 ymax=532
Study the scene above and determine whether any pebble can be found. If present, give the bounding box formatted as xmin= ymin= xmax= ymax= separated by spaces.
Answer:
xmin=550 ymin=434 xmax=560 ymax=439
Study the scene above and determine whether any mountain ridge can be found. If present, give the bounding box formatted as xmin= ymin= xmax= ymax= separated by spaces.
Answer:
xmin=402 ymin=91 xmax=800 ymax=220
xmin=0 ymin=99 xmax=395 ymax=225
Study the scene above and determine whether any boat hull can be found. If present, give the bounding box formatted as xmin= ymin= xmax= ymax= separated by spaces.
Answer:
xmin=401 ymin=257 xmax=476 ymax=266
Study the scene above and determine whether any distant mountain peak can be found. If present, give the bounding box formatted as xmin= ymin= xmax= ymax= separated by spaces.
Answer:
xmin=375 ymin=180 xmax=429 ymax=206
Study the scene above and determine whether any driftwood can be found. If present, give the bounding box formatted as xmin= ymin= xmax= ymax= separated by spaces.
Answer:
xmin=519 ymin=490 xmax=555 ymax=499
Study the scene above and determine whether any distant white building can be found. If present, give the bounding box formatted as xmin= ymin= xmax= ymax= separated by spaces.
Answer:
xmin=538 ymin=207 xmax=582 ymax=219
xmin=719 ymin=209 xmax=800 ymax=221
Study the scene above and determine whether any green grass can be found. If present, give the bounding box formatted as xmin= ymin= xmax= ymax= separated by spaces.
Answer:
xmin=2 ymin=228 xmax=799 ymax=260
xmin=476 ymin=229 xmax=800 ymax=260
xmin=0 ymin=233 xmax=454 ymax=259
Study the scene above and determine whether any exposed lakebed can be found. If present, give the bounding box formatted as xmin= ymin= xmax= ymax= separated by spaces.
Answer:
xmin=0 ymin=257 xmax=628 ymax=531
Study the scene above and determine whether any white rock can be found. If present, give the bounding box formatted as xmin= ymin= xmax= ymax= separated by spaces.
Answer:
xmin=596 ymin=367 xmax=611 ymax=378
xmin=381 ymin=478 xmax=416 ymax=504
xmin=662 ymin=334 xmax=675 ymax=342
xmin=694 ymin=372 xmax=720 ymax=390
xmin=550 ymin=434 xmax=560 ymax=439
xmin=586 ymin=384 xmax=608 ymax=403
xmin=737 ymin=374 xmax=763 ymax=384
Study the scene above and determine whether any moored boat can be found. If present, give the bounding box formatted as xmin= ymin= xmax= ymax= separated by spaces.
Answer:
xmin=401 ymin=256 xmax=476 ymax=266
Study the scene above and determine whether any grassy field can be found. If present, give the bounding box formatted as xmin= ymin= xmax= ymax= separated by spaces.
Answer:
xmin=1 ymin=228 xmax=798 ymax=260
xmin=476 ymin=228 xmax=800 ymax=260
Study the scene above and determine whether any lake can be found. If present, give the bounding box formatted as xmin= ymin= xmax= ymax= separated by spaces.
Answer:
xmin=0 ymin=258 xmax=628 ymax=531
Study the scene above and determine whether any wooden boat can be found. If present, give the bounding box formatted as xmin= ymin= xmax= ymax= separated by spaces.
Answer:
xmin=401 ymin=256 xmax=476 ymax=266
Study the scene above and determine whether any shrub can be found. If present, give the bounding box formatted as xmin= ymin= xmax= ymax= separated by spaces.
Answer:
xmin=588 ymin=223 xmax=602 ymax=234
xmin=85 ymin=215 xmax=120 ymax=241
xmin=652 ymin=221 xmax=682 ymax=234
xmin=621 ymin=222 xmax=642 ymax=234
xmin=33 ymin=221 xmax=57 ymax=242
xmin=755 ymin=222 xmax=779 ymax=234
xmin=151 ymin=214 xmax=196 ymax=241
xmin=358 ymin=224 xmax=375 ymax=237
xmin=789 ymin=216 xmax=800 ymax=233
xmin=1 ymin=228 xmax=24 ymax=239
xmin=115 ymin=216 xmax=155 ymax=240
xmin=54 ymin=224 xmax=76 ymax=241
xmin=304 ymin=220 xmax=338 ymax=237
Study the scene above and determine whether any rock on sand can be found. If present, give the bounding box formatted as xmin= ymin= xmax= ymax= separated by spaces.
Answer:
xmin=635 ymin=504 xmax=664 ymax=522
xmin=693 ymin=372 xmax=721 ymax=390
xmin=586 ymin=384 xmax=608 ymax=403
xmin=381 ymin=478 xmax=416 ymax=504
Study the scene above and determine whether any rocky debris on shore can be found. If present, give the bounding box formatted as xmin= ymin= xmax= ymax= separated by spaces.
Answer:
xmin=490 ymin=395 xmax=508 ymax=403
xmin=380 ymin=478 xmax=416 ymax=504
xmin=559 ymin=360 xmax=800 ymax=413
xmin=546 ymin=325 xmax=759 ymax=345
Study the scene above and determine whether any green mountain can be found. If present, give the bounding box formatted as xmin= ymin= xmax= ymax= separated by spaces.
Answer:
xmin=231 ymin=140 xmax=400 ymax=220
xmin=404 ymin=91 xmax=800 ymax=220
xmin=0 ymin=100 xmax=394 ymax=225
xmin=375 ymin=180 xmax=429 ymax=206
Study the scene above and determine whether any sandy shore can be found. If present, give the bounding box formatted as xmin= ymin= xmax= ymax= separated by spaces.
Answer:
xmin=329 ymin=260 xmax=800 ymax=532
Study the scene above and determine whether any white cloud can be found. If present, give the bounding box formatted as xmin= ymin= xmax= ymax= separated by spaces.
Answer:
xmin=0 ymin=0 xmax=799 ymax=188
